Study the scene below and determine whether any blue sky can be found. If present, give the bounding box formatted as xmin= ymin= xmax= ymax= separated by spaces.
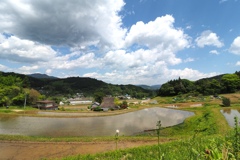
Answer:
xmin=0 ymin=0 xmax=240 ymax=85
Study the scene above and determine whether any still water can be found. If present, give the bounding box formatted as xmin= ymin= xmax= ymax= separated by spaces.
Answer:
xmin=0 ymin=107 xmax=194 ymax=137
xmin=220 ymin=109 xmax=240 ymax=127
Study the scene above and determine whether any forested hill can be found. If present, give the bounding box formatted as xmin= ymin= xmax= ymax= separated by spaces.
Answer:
xmin=0 ymin=71 xmax=155 ymax=100
xmin=158 ymin=71 xmax=240 ymax=96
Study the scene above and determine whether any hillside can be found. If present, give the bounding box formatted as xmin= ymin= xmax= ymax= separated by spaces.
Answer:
xmin=158 ymin=71 xmax=240 ymax=96
xmin=0 ymin=71 xmax=155 ymax=98
xmin=28 ymin=73 xmax=58 ymax=79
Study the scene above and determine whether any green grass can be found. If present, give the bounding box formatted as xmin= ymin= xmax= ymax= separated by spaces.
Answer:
xmin=0 ymin=109 xmax=13 ymax=113
xmin=62 ymin=134 xmax=238 ymax=160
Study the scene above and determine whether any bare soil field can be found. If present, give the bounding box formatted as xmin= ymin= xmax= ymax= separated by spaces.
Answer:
xmin=0 ymin=140 xmax=160 ymax=160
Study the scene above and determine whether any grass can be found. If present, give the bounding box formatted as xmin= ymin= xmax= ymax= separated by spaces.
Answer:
xmin=62 ymin=134 xmax=238 ymax=160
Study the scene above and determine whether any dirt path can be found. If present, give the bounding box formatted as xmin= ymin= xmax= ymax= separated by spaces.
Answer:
xmin=0 ymin=140 xmax=158 ymax=160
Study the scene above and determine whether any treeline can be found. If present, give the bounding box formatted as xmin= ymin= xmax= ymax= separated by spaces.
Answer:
xmin=0 ymin=72 xmax=155 ymax=106
xmin=158 ymin=71 xmax=240 ymax=97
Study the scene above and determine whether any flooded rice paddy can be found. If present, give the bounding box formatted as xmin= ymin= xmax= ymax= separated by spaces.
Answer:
xmin=0 ymin=107 xmax=194 ymax=137
xmin=220 ymin=109 xmax=240 ymax=127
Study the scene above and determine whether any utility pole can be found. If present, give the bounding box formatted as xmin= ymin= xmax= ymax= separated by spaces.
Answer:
xmin=24 ymin=93 xmax=27 ymax=109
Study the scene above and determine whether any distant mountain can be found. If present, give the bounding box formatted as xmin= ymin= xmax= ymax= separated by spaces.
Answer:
xmin=151 ymin=85 xmax=162 ymax=90
xmin=137 ymin=84 xmax=161 ymax=90
xmin=28 ymin=73 xmax=58 ymax=79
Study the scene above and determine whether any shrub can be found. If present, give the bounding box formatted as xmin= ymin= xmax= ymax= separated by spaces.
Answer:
xmin=222 ymin=97 xmax=231 ymax=107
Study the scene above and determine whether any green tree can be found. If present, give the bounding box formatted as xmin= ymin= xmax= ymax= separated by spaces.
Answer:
xmin=94 ymin=92 xmax=105 ymax=103
xmin=28 ymin=89 xmax=41 ymax=105
xmin=158 ymin=83 xmax=175 ymax=96
xmin=210 ymin=79 xmax=221 ymax=95
xmin=221 ymin=74 xmax=240 ymax=93
xmin=120 ymin=100 xmax=128 ymax=109
xmin=222 ymin=97 xmax=231 ymax=107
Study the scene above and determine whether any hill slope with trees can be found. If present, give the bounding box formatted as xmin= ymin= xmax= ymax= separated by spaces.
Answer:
xmin=0 ymin=71 xmax=155 ymax=106
xmin=158 ymin=71 xmax=240 ymax=97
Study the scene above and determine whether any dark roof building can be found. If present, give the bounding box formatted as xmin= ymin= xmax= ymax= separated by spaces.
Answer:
xmin=100 ymin=97 xmax=117 ymax=111
xmin=35 ymin=100 xmax=58 ymax=110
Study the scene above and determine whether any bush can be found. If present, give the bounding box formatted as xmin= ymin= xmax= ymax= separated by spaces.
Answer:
xmin=222 ymin=97 xmax=231 ymax=107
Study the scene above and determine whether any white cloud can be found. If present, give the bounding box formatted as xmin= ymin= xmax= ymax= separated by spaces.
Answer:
xmin=0 ymin=34 xmax=5 ymax=43
xmin=125 ymin=15 xmax=190 ymax=51
xmin=209 ymin=50 xmax=220 ymax=55
xmin=195 ymin=30 xmax=224 ymax=48
xmin=219 ymin=0 xmax=228 ymax=3
xmin=83 ymin=67 xmax=219 ymax=85
xmin=186 ymin=25 xmax=192 ymax=30
xmin=166 ymin=68 xmax=219 ymax=81
xmin=49 ymin=52 xmax=101 ymax=70
xmin=0 ymin=64 xmax=8 ymax=71
xmin=18 ymin=65 xmax=39 ymax=74
xmin=229 ymin=36 xmax=240 ymax=55
xmin=236 ymin=61 xmax=240 ymax=66
xmin=184 ymin=58 xmax=194 ymax=63
xmin=45 ymin=69 xmax=52 ymax=75
xmin=0 ymin=0 xmax=126 ymax=49
xmin=0 ymin=35 xmax=57 ymax=63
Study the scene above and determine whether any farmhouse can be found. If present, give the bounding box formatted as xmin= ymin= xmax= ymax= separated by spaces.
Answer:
xmin=100 ymin=97 xmax=118 ymax=111
xmin=35 ymin=100 xmax=58 ymax=110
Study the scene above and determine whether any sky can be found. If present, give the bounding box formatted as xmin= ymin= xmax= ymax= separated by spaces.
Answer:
xmin=0 ymin=0 xmax=240 ymax=85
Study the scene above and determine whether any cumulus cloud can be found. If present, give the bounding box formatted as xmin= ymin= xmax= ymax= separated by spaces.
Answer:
xmin=0 ymin=1 xmax=223 ymax=85
xmin=229 ymin=36 xmax=240 ymax=55
xmin=236 ymin=61 xmax=240 ymax=66
xmin=209 ymin=50 xmax=220 ymax=55
xmin=83 ymin=67 xmax=218 ymax=85
xmin=184 ymin=58 xmax=194 ymax=63
xmin=49 ymin=52 xmax=100 ymax=69
xmin=45 ymin=69 xmax=52 ymax=75
xmin=195 ymin=30 xmax=224 ymax=48
xmin=0 ymin=0 xmax=126 ymax=49
xmin=0 ymin=64 xmax=8 ymax=71
xmin=18 ymin=65 xmax=39 ymax=74
xmin=125 ymin=15 xmax=190 ymax=51
xmin=83 ymin=61 xmax=168 ymax=85
xmin=0 ymin=35 xmax=57 ymax=63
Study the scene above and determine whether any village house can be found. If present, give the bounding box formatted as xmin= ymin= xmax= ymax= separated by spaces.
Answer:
xmin=100 ymin=97 xmax=118 ymax=111
xmin=35 ymin=100 xmax=58 ymax=110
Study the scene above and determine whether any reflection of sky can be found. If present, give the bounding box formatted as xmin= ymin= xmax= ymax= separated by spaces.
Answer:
xmin=220 ymin=109 xmax=240 ymax=127
xmin=0 ymin=107 xmax=194 ymax=137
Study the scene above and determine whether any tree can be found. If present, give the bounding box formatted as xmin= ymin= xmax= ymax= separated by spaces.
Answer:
xmin=158 ymin=83 xmax=175 ymax=96
xmin=94 ymin=92 xmax=105 ymax=103
xmin=28 ymin=89 xmax=41 ymax=105
xmin=210 ymin=79 xmax=221 ymax=95
xmin=221 ymin=74 xmax=240 ymax=93
xmin=120 ymin=100 xmax=128 ymax=109
xmin=222 ymin=97 xmax=231 ymax=107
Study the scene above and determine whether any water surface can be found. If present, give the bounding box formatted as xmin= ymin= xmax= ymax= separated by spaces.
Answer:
xmin=220 ymin=109 xmax=240 ymax=127
xmin=0 ymin=107 xmax=194 ymax=137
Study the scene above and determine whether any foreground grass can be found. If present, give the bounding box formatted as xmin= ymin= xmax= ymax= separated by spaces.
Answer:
xmin=62 ymin=134 xmax=239 ymax=160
